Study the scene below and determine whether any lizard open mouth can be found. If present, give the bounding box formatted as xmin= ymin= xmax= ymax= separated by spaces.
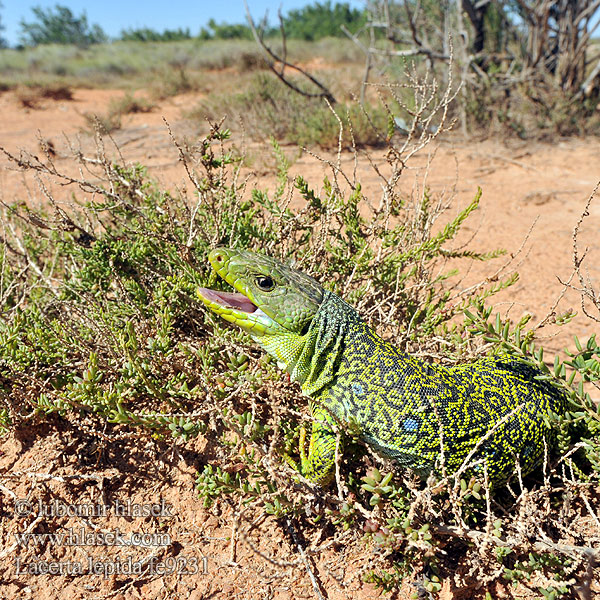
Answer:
xmin=197 ymin=288 xmax=258 ymax=314
xmin=197 ymin=286 xmax=276 ymax=335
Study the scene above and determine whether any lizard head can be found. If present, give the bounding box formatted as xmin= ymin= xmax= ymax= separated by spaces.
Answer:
xmin=197 ymin=248 xmax=324 ymax=340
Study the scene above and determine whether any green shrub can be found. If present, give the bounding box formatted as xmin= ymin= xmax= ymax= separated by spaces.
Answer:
xmin=198 ymin=18 xmax=254 ymax=41
xmin=19 ymin=4 xmax=107 ymax=47
xmin=282 ymin=1 xmax=367 ymax=40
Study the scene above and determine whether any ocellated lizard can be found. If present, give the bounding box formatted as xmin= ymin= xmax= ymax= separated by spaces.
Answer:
xmin=198 ymin=248 xmax=565 ymax=487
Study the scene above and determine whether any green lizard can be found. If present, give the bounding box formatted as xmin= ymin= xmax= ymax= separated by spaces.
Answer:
xmin=198 ymin=247 xmax=565 ymax=487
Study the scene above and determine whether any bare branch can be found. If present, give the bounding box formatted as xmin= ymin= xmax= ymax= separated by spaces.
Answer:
xmin=244 ymin=0 xmax=336 ymax=104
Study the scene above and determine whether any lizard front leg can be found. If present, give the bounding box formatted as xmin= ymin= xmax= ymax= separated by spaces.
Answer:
xmin=299 ymin=406 xmax=339 ymax=486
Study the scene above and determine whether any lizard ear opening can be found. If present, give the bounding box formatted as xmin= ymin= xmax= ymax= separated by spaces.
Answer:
xmin=300 ymin=321 xmax=311 ymax=336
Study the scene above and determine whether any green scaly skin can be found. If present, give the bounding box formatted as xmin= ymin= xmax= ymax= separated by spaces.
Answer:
xmin=198 ymin=248 xmax=566 ymax=487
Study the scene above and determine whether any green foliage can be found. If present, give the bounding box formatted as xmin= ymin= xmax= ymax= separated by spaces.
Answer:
xmin=19 ymin=4 xmax=107 ymax=47
xmin=0 ymin=127 xmax=294 ymax=443
xmin=282 ymin=1 xmax=367 ymax=40
xmin=197 ymin=2 xmax=367 ymax=42
xmin=503 ymin=552 xmax=572 ymax=598
xmin=119 ymin=27 xmax=192 ymax=42
xmin=198 ymin=18 xmax=255 ymax=41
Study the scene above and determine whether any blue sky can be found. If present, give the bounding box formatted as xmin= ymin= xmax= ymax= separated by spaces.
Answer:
xmin=1 ymin=1 xmax=363 ymax=46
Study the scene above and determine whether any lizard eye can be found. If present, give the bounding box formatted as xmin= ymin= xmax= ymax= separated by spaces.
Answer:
xmin=255 ymin=275 xmax=275 ymax=291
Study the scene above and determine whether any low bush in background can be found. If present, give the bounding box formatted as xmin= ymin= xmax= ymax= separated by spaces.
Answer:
xmin=192 ymin=72 xmax=388 ymax=148
xmin=0 ymin=38 xmax=362 ymax=90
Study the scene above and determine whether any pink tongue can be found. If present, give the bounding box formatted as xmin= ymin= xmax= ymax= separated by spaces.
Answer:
xmin=199 ymin=288 xmax=257 ymax=313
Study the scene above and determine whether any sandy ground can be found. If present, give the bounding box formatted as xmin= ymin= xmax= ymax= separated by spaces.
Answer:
xmin=0 ymin=87 xmax=599 ymax=599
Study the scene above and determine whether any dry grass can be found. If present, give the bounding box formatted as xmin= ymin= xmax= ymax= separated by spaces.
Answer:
xmin=0 ymin=38 xmax=361 ymax=91
xmin=15 ymin=82 xmax=74 ymax=108
xmin=80 ymin=92 xmax=155 ymax=134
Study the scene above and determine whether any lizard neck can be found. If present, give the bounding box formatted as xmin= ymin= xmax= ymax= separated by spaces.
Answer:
xmin=294 ymin=292 xmax=425 ymax=406
xmin=292 ymin=290 xmax=363 ymax=396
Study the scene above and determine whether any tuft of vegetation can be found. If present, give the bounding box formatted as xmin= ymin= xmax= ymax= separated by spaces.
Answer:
xmin=15 ymin=81 xmax=73 ymax=107
xmin=81 ymin=111 xmax=121 ymax=134
xmin=192 ymin=71 xmax=388 ymax=148
xmin=198 ymin=18 xmax=254 ymax=41
xmin=80 ymin=92 xmax=154 ymax=134
xmin=107 ymin=92 xmax=154 ymax=115
xmin=19 ymin=4 xmax=107 ymax=47
xmin=119 ymin=27 xmax=192 ymax=43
